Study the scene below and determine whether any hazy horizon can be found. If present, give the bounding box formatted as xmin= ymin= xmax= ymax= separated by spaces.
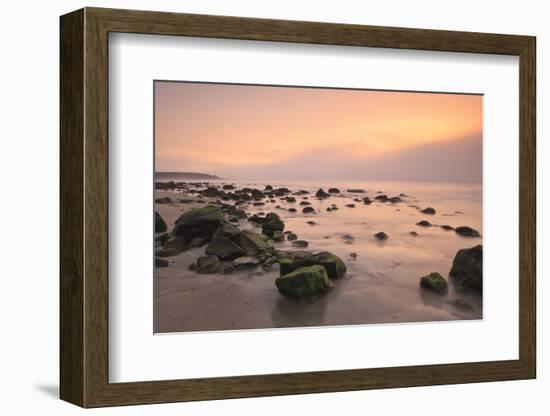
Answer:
xmin=155 ymin=82 xmax=482 ymax=183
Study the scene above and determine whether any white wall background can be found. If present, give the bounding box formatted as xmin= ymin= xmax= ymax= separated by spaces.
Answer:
xmin=0 ymin=0 xmax=545 ymax=414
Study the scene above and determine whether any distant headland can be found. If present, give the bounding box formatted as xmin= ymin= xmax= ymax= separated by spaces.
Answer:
xmin=155 ymin=171 xmax=221 ymax=180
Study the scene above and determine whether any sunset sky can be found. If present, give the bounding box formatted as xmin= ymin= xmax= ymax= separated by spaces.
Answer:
xmin=155 ymin=81 xmax=482 ymax=182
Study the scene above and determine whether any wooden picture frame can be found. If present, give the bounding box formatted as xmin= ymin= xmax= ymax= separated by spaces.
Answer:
xmin=60 ymin=7 xmax=536 ymax=408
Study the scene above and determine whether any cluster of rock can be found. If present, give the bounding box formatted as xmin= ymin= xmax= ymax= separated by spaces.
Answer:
xmin=155 ymin=204 xmax=347 ymax=302
xmin=419 ymin=245 xmax=483 ymax=297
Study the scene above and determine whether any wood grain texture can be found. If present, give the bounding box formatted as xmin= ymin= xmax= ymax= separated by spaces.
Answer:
xmin=59 ymin=7 xmax=537 ymax=408
xmin=59 ymin=8 xmax=84 ymax=407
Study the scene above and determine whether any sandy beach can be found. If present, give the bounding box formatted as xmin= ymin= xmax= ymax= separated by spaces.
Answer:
xmin=154 ymin=179 xmax=482 ymax=333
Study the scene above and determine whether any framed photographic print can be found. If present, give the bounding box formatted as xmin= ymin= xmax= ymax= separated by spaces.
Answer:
xmin=60 ymin=7 xmax=536 ymax=408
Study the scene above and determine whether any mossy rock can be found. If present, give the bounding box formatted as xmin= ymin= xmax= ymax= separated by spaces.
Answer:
xmin=235 ymin=230 xmax=269 ymax=256
xmin=275 ymin=265 xmax=331 ymax=300
xmin=261 ymin=212 xmax=285 ymax=237
xmin=420 ymin=272 xmax=448 ymax=294
xmin=205 ymin=235 xmax=245 ymax=260
xmin=155 ymin=211 xmax=167 ymax=233
xmin=172 ymin=205 xmax=223 ymax=242
xmin=278 ymin=250 xmax=346 ymax=280
xmin=449 ymin=245 xmax=482 ymax=291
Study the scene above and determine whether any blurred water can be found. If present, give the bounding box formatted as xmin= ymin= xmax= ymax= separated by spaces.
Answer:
xmin=155 ymin=179 xmax=482 ymax=333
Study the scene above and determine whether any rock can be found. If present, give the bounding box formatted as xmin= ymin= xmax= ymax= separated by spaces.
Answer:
xmin=374 ymin=195 xmax=388 ymax=202
xmin=416 ymin=220 xmax=432 ymax=227
xmin=261 ymin=212 xmax=285 ymax=237
xmin=440 ymin=225 xmax=454 ymax=231
xmin=155 ymin=232 xmax=169 ymax=245
xmin=350 ymin=253 xmax=358 ymax=261
xmin=449 ymin=245 xmax=482 ymax=291
xmin=287 ymin=233 xmax=298 ymax=241
xmin=222 ymin=263 xmax=236 ymax=274
xmin=248 ymin=214 xmax=267 ymax=224
xmin=278 ymin=250 xmax=346 ymax=280
xmin=326 ymin=207 xmax=332 ymax=212
xmin=420 ymin=272 xmax=448 ymax=294
xmin=272 ymin=230 xmax=285 ymax=242
xmin=455 ymin=226 xmax=481 ymax=237
xmin=389 ymin=196 xmax=402 ymax=203
xmin=264 ymin=185 xmax=273 ymax=191
xmin=328 ymin=188 xmax=340 ymax=193
xmin=228 ymin=217 xmax=239 ymax=223
xmin=292 ymin=240 xmax=309 ymax=248
xmin=345 ymin=204 xmax=356 ymax=208
xmin=156 ymin=248 xmax=180 ymax=257
xmin=374 ymin=232 xmax=388 ymax=241
xmin=409 ymin=231 xmax=419 ymax=236
xmin=253 ymin=201 xmax=265 ymax=206
xmin=316 ymin=188 xmax=330 ymax=198
xmin=233 ymin=256 xmax=260 ymax=269
xmin=342 ymin=234 xmax=354 ymax=242
xmin=155 ymin=211 xmax=167 ymax=233
xmin=306 ymin=221 xmax=317 ymax=225
xmin=299 ymin=201 xmax=311 ymax=206
xmin=285 ymin=196 xmax=296 ymax=203
xmin=163 ymin=235 xmax=188 ymax=252
xmin=172 ymin=205 xmax=224 ymax=242
xmin=235 ymin=230 xmax=269 ymax=255
xmin=331 ymin=205 xmax=339 ymax=210
xmin=312 ymin=252 xmax=347 ymax=279
xmin=293 ymin=190 xmax=309 ymax=195
xmin=420 ymin=207 xmax=436 ymax=214
xmin=188 ymin=263 xmax=197 ymax=271
xmin=347 ymin=189 xmax=365 ymax=193
xmin=155 ymin=196 xmax=172 ymax=204
xmin=205 ymin=235 xmax=245 ymax=260
xmin=155 ymin=257 xmax=169 ymax=267
xmin=288 ymin=208 xmax=297 ymax=213
xmin=213 ymin=222 xmax=241 ymax=240
xmin=363 ymin=197 xmax=372 ymax=205
xmin=302 ymin=206 xmax=315 ymax=214
xmin=275 ymin=265 xmax=331 ymax=301
xmin=222 ymin=184 xmax=236 ymax=190
xmin=202 ymin=187 xmax=221 ymax=198
xmin=196 ymin=255 xmax=221 ymax=274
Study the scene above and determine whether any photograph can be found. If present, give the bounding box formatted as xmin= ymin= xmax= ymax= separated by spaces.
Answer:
xmin=153 ymin=81 xmax=483 ymax=333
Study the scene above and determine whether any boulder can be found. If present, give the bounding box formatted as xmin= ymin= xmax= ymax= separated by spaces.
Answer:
xmin=416 ymin=220 xmax=432 ymax=227
xmin=449 ymin=245 xmax=482 ymax=291
xmin=375 ymin=194 xmax=388 ymax=202
xmin=420 ymin=272 xmax=448 ymax=294
xmin=196 ymin=255 xmax=221 ymax=274
xmin=288 ymin=208 xmax=297 ymax=213
xmin=278 ymin=250 xmax=346 ymax=280
xmin=162 ymin=235 xmax=188 ymax=252
xmin=302 ymin=206 xmax=315 ymax=214
xmin=155 ymin=196 xmax=172 ymax=204
xmin=275 ymin=265 xmax=331 ymax=300
xmin=205 ymin=235 xmax=245 ymax=260
xmin=261 ymin=212 xmax=285 ymax=237
xmin=420 ymin=207 xmax=436 ymax=214
xmin=172 ymin=205 xmax=224 ymax=243
xmin=455 ymin=226 xmax=481 ymax=237
xmin=233 ymin=256 xmax=260 ymax=269
xmin=316 ymin=188 xmax=330 ymax=198
xmin=213 ymin=222 xmax=241 ymax=240
xmin=233 ymin=230 xmax=269 ymax=256
xmin=363 ymin=197 xmax=372 ymax=205
xmin=285 ymin=196 xmax=297 ymax=203
xmin=155 ymin=257 xmax=169 ymax=267
xmin=155 ymin=211 xmax=167 ymax=233
xmin=328 ymin=188 xmax=340 ymax=193
xmin=222 ymin=184 xmax=236 ymax=190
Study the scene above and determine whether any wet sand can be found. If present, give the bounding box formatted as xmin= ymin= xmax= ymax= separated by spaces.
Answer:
xmin=155 ymin=180 xmax=482 ymax=333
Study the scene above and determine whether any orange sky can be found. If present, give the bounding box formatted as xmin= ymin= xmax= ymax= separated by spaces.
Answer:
xmin=155 ymin=81 xmax=482 ymax=181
